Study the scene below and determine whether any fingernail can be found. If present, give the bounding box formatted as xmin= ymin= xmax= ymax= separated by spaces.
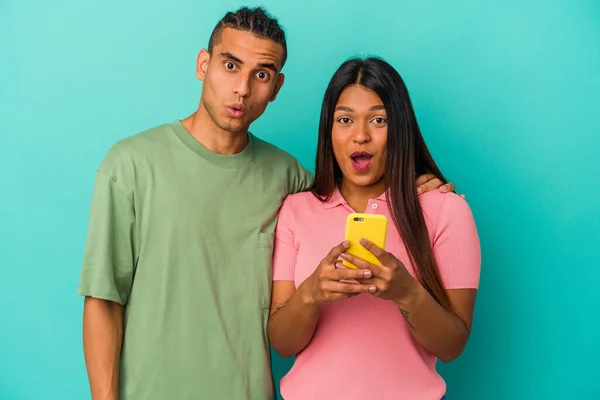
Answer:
xmin=336 ymin=263 xmax=346 ymax=269
xmin=369 ymin=285 xmax=377 ymax=293
xmin=417 ymin=187 xmax=422 ymax=194
xmin=340 ymin=253 xmax=348 ymax=259
xmin=363 ymin=270 xmax=372 ymax=278
xmin=359 ymin=239 xmax=367 ymax=245
xmin=342 ymin=240 xmax=349 ymax=247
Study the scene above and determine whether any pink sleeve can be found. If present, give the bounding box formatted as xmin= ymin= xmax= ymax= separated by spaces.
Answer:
xmin=272 ymin=197 xmax=298 ymax=281
xmin=433 ymin=196 xmax=481 ymax=289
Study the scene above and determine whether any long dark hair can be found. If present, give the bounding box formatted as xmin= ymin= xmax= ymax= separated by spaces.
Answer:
xmin=311 ymin=57 xmax=452 ymax=311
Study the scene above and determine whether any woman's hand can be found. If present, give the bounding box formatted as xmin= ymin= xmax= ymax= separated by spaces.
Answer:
xmin=340 ymin=239 xmax=420 ymax=304
xmin=301 ymin=241 xmax=377 ymax=305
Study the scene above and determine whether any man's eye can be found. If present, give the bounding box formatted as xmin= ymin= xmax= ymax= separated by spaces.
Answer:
xmin=225 ymin=62 xmax=235 ymax=70
xmin=257 ymin=71 xmax=269 ymax=80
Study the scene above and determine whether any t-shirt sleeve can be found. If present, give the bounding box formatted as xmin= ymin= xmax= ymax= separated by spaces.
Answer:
xmin=433 ymin=195 xmax=481 ymax=289
xmin=77 ymin=162 xmax=137 ymax=305
xmin=272 ymin=197 xmax=298 ymax=281
xmin=289 ymin=159 xmax=314 ymax=194
xmin=297 ymin=165 xmax=315 ymax=193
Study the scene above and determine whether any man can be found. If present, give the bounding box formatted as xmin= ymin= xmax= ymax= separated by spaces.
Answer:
xmin=78 ymin=6 xmax=455 ymax=400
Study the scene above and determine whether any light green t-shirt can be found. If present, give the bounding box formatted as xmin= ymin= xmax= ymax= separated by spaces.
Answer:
xmin=78 ymin=121 xmax=313 ymax=399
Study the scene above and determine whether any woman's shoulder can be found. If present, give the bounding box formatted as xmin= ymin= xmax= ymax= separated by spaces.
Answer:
xmin=279 ymin=191 xmax=325 ymax=215
xmin=276 ymin=192 xmax=328 ymax=235
xmin=282 ymin=190 xmax=325 ymax=207
xmin=419 ymin=190 xmax=474 ymax=226
xmin=419 ymin=189 xmax=463 ymax=206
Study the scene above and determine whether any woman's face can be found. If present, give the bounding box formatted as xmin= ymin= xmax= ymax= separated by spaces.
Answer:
xmin=332 ymin=84 xmax=388 ymax=189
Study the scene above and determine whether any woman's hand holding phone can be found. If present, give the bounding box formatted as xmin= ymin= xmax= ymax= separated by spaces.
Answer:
xmin=299 ymin=241 xmax=377 ymax=305
xmin=340 ymin=239 xmax=420 ymax=304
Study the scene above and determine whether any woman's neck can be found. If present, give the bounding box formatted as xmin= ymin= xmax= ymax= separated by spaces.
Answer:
xmin=339 ymin=178 xmax=386 ymax=213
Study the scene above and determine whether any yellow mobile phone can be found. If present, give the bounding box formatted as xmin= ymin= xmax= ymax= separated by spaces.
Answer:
xmin=342 ymin=213 xmax=388 ymax=269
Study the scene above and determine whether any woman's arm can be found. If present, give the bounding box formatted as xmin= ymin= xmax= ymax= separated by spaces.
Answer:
xmin=267 ymin=241 xmax=376 ymax=358
xmin=342 ymin=195 xmax=481 ymax=362
xmin=341 ymin=244 xmax=476 ymax=362
xmin=393 ymin=283 xmax=476 ymax=362
xmin=267 ymin=281 xmax=320 ymax=359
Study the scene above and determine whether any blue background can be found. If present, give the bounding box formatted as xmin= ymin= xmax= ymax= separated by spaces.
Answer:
xmin=1 ymin=0 xmax=599 ymax=398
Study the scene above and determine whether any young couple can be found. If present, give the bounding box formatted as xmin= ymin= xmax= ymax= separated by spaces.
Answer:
xmin=79 ymin=6 xmax=480 ymax=400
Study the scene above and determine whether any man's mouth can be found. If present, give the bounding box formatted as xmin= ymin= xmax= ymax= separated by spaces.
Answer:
xmin=226 ymin=104 xmax=245 ymax=118
xmin=350 ymin=151 xmax=373 ymax=173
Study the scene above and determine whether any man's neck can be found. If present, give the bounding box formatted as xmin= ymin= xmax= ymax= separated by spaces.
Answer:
xmin=340 ymin=178 xmax=387 ymax=213
xmin=181 ymin=105 xmax=248 ymax=155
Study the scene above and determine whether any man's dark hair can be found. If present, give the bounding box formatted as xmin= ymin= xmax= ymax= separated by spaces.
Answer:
xmin=208 ymin=7 xmax=288 ymax=68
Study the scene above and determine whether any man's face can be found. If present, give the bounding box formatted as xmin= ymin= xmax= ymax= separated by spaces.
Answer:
xmin=196 ymin=28 xmax=285 ymax=134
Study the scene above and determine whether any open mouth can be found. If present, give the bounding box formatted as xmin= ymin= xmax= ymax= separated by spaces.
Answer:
xmin=226 ymin=104 xmax=245 ymax=118
xmin=350 ymin=151 xmax=373 ymax=173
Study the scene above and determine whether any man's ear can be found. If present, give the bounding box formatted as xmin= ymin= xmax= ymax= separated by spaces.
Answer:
xmin=196 ymin=49 xmax=210 ymax=81
xmin=269 ymin=73 xmax=285 ymax=102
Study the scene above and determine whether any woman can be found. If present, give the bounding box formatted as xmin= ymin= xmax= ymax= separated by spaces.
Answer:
xmin=267 ymin=57 xmax=481 ymax=399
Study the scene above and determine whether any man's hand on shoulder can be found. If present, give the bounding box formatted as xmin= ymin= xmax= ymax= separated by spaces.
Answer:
xmin=416 ymin=174 xmax=466 ymax=199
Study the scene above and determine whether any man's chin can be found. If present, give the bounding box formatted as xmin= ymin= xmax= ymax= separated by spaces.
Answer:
xmin=218 ymin=120 xmax=248 ymax=134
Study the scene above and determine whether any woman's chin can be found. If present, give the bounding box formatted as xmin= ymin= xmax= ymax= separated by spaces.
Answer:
xmin=342 ymin=175 xmax=382 ymax=188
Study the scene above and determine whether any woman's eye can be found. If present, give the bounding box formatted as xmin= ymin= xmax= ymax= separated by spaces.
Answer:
xmin=374 ymin=117 xmax=386 ymax=124
xmin=257 ymin=71 xmax=269 ymax=80
xmin=338 ymin=117 xmax=351 ymax=124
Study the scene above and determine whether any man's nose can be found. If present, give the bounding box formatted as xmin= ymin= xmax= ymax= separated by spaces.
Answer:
xmin=234 ymin=74 xmax=251 ymax=98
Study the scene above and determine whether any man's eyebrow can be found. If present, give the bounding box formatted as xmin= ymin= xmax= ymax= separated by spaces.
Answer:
xmin=220 ymin=53 xmax=279 ymax=73
xmin=258 ymin=62 xmax=278 ymax=73
xmin=220 ymin=52 xmax=243 ymax=64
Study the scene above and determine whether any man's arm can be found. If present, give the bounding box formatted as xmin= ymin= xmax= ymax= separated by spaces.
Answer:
xmin=83 ymin=297 xmax=123 ymax=400
xmin=78 ymin=149 xmax=137 ymax=399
